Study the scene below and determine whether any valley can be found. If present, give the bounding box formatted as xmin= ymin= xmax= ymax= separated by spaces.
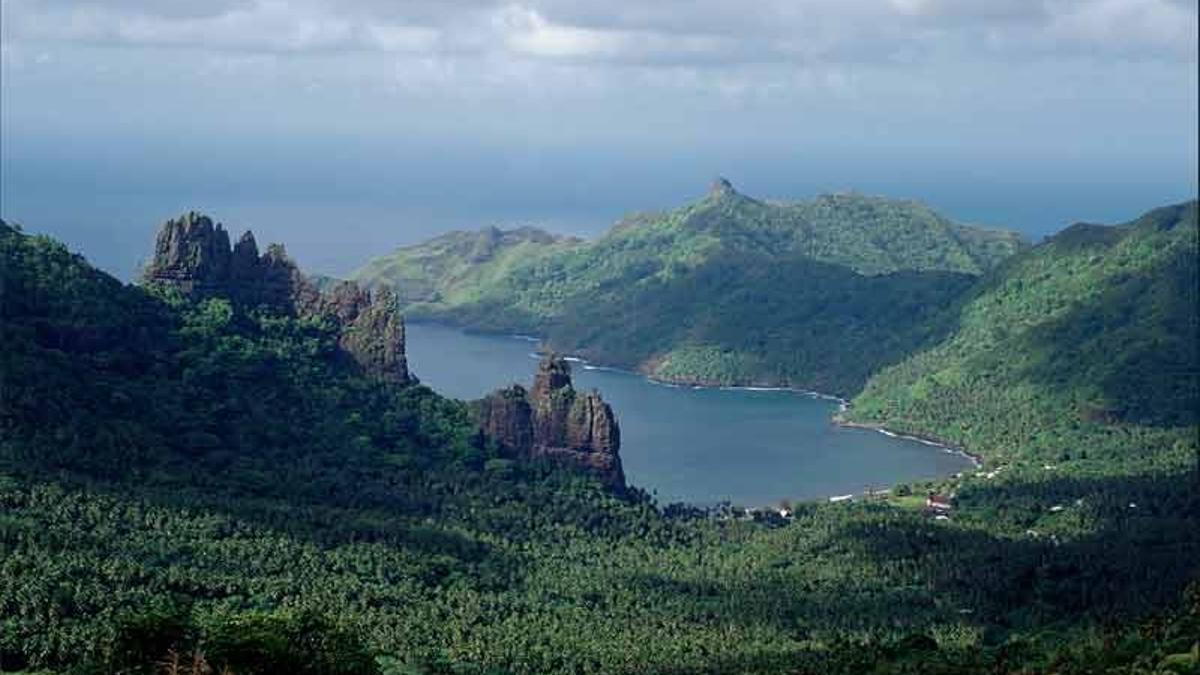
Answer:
xmin=0 ymin=195 xmax=1195 ymax=674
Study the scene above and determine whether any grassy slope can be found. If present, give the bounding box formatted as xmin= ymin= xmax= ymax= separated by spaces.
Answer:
xmin=353 ymin=226 xmax=582 ymax=313
xmin=355 ymin=186 xmax=1026 ymax=395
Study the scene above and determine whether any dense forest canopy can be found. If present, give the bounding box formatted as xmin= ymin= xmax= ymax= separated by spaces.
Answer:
xmin=1 ymin=200 xmax=1197 ymax=674
xmin=849 ymin=201 xmax=1200 ymax=464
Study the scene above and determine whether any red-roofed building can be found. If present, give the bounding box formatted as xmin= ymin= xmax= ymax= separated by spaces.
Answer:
xmin=926 ymin=493 xmax=953 ymax=511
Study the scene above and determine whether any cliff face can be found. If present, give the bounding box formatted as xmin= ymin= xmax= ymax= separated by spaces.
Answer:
xmin=477 ymin=355 xmax=624 ymax=486
xmin=143 ymin=212 xmax=409 ymax=384
xmin=530 ymin=355 xmax=574 ymax=447
xmin=333 ymin=287 xmax=409 ymax=385
xmin=478 ymin=385 xmax=535 ymax=454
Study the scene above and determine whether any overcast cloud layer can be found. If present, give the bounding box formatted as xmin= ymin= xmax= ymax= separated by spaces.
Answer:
xmin=6 ymin=0 xmax=1196 ymax=61
xmin=1 ymin=0 xmax=1197 ymax=277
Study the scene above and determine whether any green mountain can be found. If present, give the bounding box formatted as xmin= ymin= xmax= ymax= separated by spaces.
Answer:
xmin=354 ymin=181 xmax=1026 ymax=395
xmin=848 ymin=200 xmax=1199 ymax=466
xmin=2 ymin=215 xmax=1197 ymax=675
xmin=353 ymin=225 xmax=583 ymax=309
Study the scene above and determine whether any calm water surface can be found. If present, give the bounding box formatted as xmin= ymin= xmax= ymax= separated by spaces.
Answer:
xmin=406 ymin=323 xmax=973 ymax=507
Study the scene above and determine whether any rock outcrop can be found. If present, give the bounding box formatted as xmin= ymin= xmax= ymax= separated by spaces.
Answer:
xmin=333 ymin=287 xmax=409 ymax=385
xmin=145 ymin=213 xmax=299 ymax=307
xmin=477 ymin=355 xmax=624 ymax=487
xmin=708 ymin=176 xmax=736 ymax=198
xmin=478 ymin=385 xmax=535 ymax=454
xmin=144 ymin=212 xmax=234 ymax=295
xmin=142 ymin=211 xmax=409 ymax=384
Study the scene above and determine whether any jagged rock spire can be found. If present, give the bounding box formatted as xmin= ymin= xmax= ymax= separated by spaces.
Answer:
xmin=230 ymin=230 xmax=261 ymax=280
xmin=146 ymin=212 xmax=232 ymax=287
xmin=533 ymin=352 xmax=573 ymax=398
xmin=234 ymin=230 xmax=259 ymax=256
xmin=477 ymin=353 xmax=624 ymax=487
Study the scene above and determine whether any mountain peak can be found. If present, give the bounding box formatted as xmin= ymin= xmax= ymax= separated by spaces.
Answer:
xmin=708 ymin=176 xmax=736 ymax=198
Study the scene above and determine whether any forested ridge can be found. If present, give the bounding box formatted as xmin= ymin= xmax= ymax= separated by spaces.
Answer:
xmin=353 ymin=182 xmax=1026 ymax=396
xmin=848 ymin=201 xmax=1199 ymax=466
xmin=1 ymin=208 xmax=1198 ymax=674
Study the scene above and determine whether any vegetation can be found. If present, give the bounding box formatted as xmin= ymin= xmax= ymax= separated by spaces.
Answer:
xmin=353 ymin=184 xmax=1026 ymax=395
xmin=1 ymin=206 xmax=1197 ymax=674
xmin=849 ymin=201 xmax=1199 ymax=466
xmin=352 ymin=226 xmax=582 ymax=311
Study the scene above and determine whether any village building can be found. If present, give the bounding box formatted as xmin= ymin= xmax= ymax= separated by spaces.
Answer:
xmin=926 ymin=493 xmax=953 ymax=511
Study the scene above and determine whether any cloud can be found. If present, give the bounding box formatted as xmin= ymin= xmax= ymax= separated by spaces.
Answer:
xmin=1 ymin=0 xmax=1194 ymax=148
xmin=891 ymin=0 xmax=1197 ymax=57
xmin=1045 ymin=0 xmax=1198 ymax=56
xmin=17 ymin=0 xmax=248 ymax=20
xmin=3 ymin=0 xmax=1195 ymax=63
xmin=498 ymin=6 xmax=623 ymax=60
xmin=888 ymin=0 xmax=1049 ymax=21
xmin=3 ymin=0 xmax=440 ymax=52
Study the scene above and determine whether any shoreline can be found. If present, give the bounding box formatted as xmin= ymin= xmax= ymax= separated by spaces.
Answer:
xmin=529 ymin=349 xmax=853 ymax=408
xmin=832 ymin=419 xmax=983 ymax=468
xmin=513 ymin=333 xmax=984 ymax=472
xmin=413 ymin=320 xmax=983 ymax=494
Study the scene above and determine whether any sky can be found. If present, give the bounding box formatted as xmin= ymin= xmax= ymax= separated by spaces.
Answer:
xmin=1 ymin=0 xmax=1197 ymax=279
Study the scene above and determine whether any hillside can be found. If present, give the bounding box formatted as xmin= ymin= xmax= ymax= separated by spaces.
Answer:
xmin=354 ymin=225 xmax=583 ymax=308
xmin=848 ymin=201 xmax=1200 ymax=467
xmin=354 ymin=181 xmax=1026 ymax=395
xmin=1 ymin=216 xmax=1197 ymax=674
